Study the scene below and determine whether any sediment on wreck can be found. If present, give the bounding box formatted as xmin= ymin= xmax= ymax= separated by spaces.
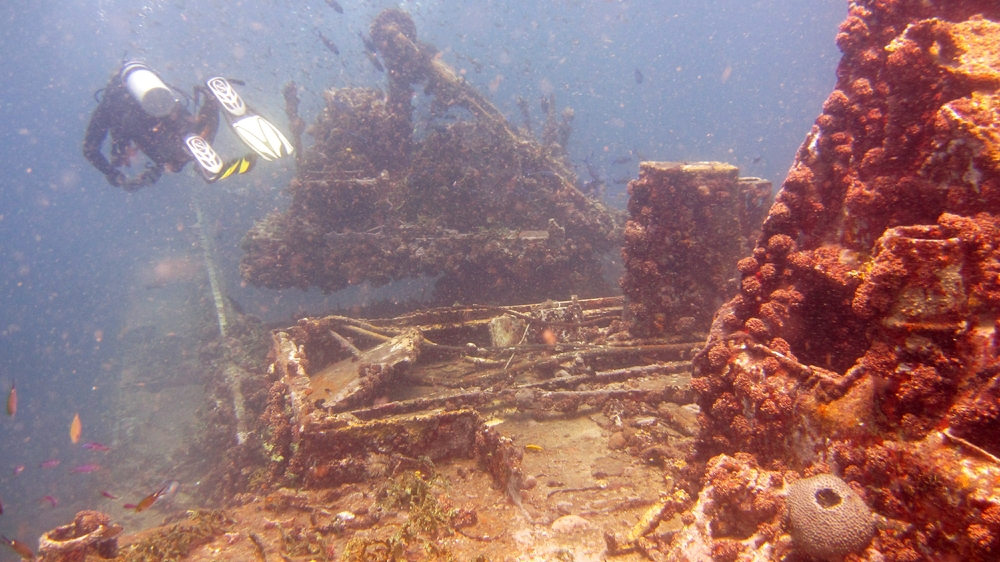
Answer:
xmin=240 ymin=9 xmax=623 ymax=305
xmin=657 ymin=4 xmax=1000 ymax=562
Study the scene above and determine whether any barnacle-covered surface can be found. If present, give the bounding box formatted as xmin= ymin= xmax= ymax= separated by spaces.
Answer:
xmin=658 ymin=4 xmax=1000 ymax=561
xmin=240 ymin=9 xmax=623 ymax=304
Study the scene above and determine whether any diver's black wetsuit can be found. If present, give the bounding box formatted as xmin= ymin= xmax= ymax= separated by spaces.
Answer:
xmin=83 ymin=75 xmax=220 ymax=191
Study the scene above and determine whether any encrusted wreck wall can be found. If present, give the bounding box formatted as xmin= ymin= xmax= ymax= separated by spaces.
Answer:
xmin=667 ymin=4 xmax=1000 ymax=561
xmin=620 ymin=163 xmax=770 ymax=338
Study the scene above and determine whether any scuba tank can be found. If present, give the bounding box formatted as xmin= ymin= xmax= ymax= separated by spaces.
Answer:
xmin=119 ymin=61 xmax=178 ymax=118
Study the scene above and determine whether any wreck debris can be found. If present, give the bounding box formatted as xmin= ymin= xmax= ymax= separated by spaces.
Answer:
xmin=240 ymin=9 xmax=623 ymax=304
xmin=38 ymin=510 xmax=122 ymax=562
xmin=657 ymin=4 xmax=1000 ymax=561
xmin=247 ymin=293 xmax=702 ymax=561
xmin=540 ymin=93 xmax=573 ymax=150
xmin=261 ymin=296 xmax=700 ymax=495
xmin=620 ymin=162 xmax=771 ymax=337
xmin=96 ymin=216 xmax=718 ymax=558
xmin=193 ymin=196 xmax=250 ymax=445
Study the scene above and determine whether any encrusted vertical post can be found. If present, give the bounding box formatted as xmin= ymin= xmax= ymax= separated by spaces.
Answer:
xmin=620 ymin=162 xmax=766 ymax=337
xmin=282 ymin=81 xmax=305 ymax=164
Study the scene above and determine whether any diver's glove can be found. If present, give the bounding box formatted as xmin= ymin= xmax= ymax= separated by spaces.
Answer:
xmin=124 ymin=163 xmax=164 ymax=192
xmin=106 ymin=169 xmax=128 ymax=188
xmin=139 ymin=163 xmax=164 ymax=184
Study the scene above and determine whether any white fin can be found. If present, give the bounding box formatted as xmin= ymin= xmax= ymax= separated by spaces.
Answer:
xmin=206 ymin=77 xmax=247 ymax=117
xmin=231 ymin=115 xmax=295 ymax=161
xmin=185 ymin=135 xmax=223 ymax=176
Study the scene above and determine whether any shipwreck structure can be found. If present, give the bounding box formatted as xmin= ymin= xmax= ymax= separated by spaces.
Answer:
xmin=659 ymin=3 xmax=1000 ymax=561
xmin=240 ymin=10 xmax=623 ymax=305
xmin=32 ymin=3 xmax=1000 ymax=561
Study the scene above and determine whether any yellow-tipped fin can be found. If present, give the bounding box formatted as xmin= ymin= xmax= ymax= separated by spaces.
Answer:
xmin=218 ymin=154 xmax=257 ymax=180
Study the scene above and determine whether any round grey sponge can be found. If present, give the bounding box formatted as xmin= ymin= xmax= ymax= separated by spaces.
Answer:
xmin=787 ymin=474 xmax=874 ymax=560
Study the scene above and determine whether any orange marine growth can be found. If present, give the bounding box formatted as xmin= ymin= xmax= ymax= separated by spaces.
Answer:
xmin=70 ymin=412 xmax=82 ymax=444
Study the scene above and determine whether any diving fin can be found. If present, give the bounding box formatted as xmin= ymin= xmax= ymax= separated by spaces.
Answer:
xmin=184 ymin=134 xmax=223 ymax=181
xmin=206 ymin=77 xmax=247 ymax=118
xmin=217 ymin=154 xmax=257 ymax=181
xmin=230 ymin=114 xmax=295 ymax=161
xmin=206 ymin=76 xmax=295 ymax=161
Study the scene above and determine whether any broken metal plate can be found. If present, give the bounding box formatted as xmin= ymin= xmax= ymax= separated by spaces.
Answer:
xmin=309 ymin=329 xmax=423 ymax=412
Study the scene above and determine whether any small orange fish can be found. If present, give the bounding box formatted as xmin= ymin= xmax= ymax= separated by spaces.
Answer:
xmin=134 ymin=485 xmax=167 ymax=513
xmin=1 ymin=535 xmax=34 ymax=560
xmin=70 ymin=413 xmax=82 ymax=444
xmin=6 ymin=382 xmax=15 ymax=417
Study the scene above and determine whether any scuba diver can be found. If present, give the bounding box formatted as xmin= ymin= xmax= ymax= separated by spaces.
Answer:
xmin=83 ymin=61 xmax=294 ymax=191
